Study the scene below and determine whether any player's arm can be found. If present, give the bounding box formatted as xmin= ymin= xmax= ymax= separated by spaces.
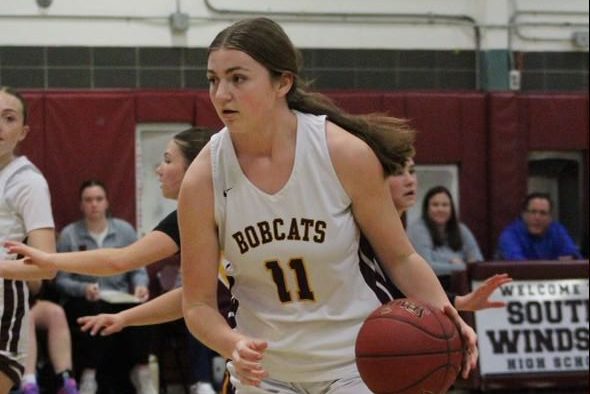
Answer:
xmin=180 ymin=147 xmax=267 ymax=386
xmin=78 ymin=287 xmax=184 ymax=335
xmin=5 ymin=231 xmax=178 ymax=276
xmin=180 ymin=147 xmax=238 ymax=353
xmin=0 ymin=228 xmax=57 ymax=281
xmin=26 ymin=228 xmax=56 ymax=292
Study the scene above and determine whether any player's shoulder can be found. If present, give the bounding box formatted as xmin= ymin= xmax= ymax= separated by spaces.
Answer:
xmin=182 ymin=142 xmax=214 ymax=199
xmin=6 ymin=164 xmax=48 ymax=189
xmin=326 ymin=122 xmax=375 ymax=164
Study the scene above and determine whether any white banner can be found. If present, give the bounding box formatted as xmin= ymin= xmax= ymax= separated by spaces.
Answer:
xmin=474 ymin=278 xmax=589 ymax=375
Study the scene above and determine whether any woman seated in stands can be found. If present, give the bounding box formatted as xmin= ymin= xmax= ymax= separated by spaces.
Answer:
xmin=407 ymin=185 xmax=483 ymax=291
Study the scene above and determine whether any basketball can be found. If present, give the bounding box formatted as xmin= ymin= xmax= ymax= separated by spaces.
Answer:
xmin=355 ymin=298 xmax=464 ymax=394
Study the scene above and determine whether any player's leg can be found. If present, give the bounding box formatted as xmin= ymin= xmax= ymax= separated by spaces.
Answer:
xmin=0 ymin=372 xmax=15 ymax=394
xmin=32 ymin=301 xmax=78 ymax=392
xmin=33 ymin=301 xmax=72 ymax=374
xmin=20 ymin=315 xmax=39 ymax=393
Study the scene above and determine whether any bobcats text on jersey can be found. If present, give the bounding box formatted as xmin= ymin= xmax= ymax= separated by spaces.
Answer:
xmin=232 ymin=217 xmax=327 ymax=254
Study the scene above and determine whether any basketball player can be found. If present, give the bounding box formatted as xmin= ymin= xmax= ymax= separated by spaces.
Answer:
xmin=0 ymin=87 xmax=56 ymax=393
xmin=0 ymin=127 xmax=224 ymax=394
xmin=177 ymin=17 xmax=477 ymax=393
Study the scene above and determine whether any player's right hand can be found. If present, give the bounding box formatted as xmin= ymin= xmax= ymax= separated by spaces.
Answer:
xmin=444 ymin=305 xmax=478 ymax=378
xmin=231 ymin=337 xmax=268 ymax=386
xmin=78 ymin=313 xmax=125 ymax=336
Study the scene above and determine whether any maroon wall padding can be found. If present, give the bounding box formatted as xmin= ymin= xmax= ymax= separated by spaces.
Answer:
xmin=382 ymin=93 xmax=407 ymax=118
xmin=405 ymin=93 xmax=463 ymax=163
xmin=135 ymin=90 xmax=196 ymax=123
xmin=487 ymin=94 xmax=529 ymax=254
xmin=402 ymin=92 xmax=489 ymax=255
xmin=326 ymin=91 xmax=384 ymax=114
xmin=458 ymin=93 xmax=488 ymax=256
xmin=43 ymin=93 xmax=136 ymax=231
xmin=195 ymin=91 xmax=224 ymax=130
xmin=19 ymin=93 xmax=46 ymax=172
xmin=526 ymin=94 xmax=589 ymax=150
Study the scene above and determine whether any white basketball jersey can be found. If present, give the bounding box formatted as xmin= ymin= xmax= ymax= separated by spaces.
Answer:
xmin=211 ymin=111 xmax=381 ymax=382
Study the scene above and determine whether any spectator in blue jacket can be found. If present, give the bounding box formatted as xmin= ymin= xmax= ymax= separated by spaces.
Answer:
xmin=497 ymin=192 xmax=581 ymax=261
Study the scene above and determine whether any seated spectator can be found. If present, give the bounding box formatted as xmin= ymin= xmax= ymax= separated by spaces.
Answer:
xmin=55 ymin=180 xmax=154 ymax=394
xmin=407 ymin=185 xmax=483 ymax=290
xmin=21 ymin=296 xmax=78 ymax=394
xmin=497 ymin=192 xmax=582 ymax=260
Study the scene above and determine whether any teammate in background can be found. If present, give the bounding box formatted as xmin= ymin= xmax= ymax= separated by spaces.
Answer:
xmin=0 ymin=87 xmax=56 ymax=394
xmin=362 ymin=157 xmax=511 ymax=311
xmin=178 ymin=17 xmax=476 ymax=392
xmin=1 ymin=128 xmax=224 ymax=394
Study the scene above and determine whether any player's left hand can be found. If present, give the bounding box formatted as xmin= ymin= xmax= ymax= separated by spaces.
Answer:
xmin=444 ymin=305 xmax=478 ymax=379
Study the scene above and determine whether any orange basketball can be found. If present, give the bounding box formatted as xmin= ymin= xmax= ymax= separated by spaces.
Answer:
xmin=355 ymin=298 xmax=464 ymax=394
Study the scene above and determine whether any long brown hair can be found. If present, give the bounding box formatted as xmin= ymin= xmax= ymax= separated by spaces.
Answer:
xmin=208 ymin=18 xmax=415 ymax=175
xmin=173 ymin=126 xmax=216 ymax=165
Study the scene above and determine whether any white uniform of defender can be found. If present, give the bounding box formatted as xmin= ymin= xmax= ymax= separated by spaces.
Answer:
xmin=212 ymin=111 xmax=381 ymax=391
xmin=0 ymin=156 xmax=54 ymax=384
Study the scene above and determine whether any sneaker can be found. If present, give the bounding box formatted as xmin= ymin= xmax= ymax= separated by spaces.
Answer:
xmin=79 ymin=375 xmax=97 ymax=394
xmin=21 ymin=383 xmax=40 ymax=394
xmin=190 ymin=382 xmax=216 ymax=394
xmin=58 ymin=378 xmax=80 ymax=394
xmin=130 ymin=365 xmax=157 ymax=394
